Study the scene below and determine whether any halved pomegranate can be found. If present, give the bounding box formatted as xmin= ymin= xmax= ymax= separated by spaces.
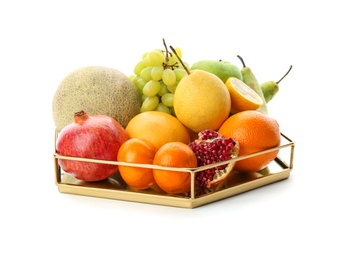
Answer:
xmin=189 ymin=129 xmax=239 ymax=193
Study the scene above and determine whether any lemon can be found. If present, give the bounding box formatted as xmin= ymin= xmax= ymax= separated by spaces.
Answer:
xmin=173 ymin=70 xmax=231 ymax=133
xmin=225 ymin=77 xmax=263 ymax=114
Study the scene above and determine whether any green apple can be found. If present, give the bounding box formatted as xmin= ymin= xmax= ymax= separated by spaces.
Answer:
xmin=190 ymin=60 xmax=242 ymax=83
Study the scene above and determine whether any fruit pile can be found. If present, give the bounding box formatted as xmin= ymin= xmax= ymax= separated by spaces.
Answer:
xmin=52 ymin=39 xmax=292 ymax=196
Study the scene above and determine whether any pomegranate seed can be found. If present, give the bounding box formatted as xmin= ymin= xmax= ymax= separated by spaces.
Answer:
xmin=189 ymin=129 xmax=238 ymax=189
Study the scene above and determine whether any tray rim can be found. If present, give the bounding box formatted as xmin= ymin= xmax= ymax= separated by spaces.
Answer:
xmin=57 ymin=169 xmax=291 ymax=208
xmin=53 ymin=132 xmax=295 ymax=208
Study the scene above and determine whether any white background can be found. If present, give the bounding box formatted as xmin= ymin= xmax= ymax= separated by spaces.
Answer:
xmin=1 ymin=0 xmax=339 ymax=259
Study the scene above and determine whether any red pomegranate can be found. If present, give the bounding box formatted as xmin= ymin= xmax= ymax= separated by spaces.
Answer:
xmin=189 ymin=129 xmax=239 ymax=193
xmin=56 ymin=111 xmax=128 ymax=182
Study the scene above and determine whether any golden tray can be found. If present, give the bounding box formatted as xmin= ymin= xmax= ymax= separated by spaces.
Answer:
xmin=53 ymin=132 xmax=295 ymax=209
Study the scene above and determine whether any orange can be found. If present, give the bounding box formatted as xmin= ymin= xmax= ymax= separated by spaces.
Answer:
xmin=117 ymin=138 xmax=156 ymax=190
xmin=153 ymin=142 xmax=197 ymax=194
xmin=125 ymin=111 xmax=190 ymax=150
xmin=225 ymin=77 xmax=263 ymax=113
xmin=218 ymin=110 xmax=281 ymax=173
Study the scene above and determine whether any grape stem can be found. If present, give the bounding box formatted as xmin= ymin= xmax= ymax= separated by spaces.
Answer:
xmin=162 ymin=38 xmax=170 ymax=68
xmin=170 ymin=45 xmax=190 ymax=75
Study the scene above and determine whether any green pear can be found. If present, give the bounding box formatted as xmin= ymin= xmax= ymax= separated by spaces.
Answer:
xmin=237 ymin=55 xmax=268 ymax=115
xmin=260 ymin=65 xmax=292 ymax=103
xmin=190 ymin=60 xmax=243 ymax=83
xmin=260 ymin=81 xmax=279 ymax=103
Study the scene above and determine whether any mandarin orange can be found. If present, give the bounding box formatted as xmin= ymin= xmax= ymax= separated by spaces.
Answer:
xmin=125 ymin=111 xmax=190 ymax=150
xmin=117 ymin=138 xmax=156 ymax=190
xmin=153 ymin=142 xmax=197 ymax=194
xmin=218 ymin=110 xmax=281 ymax=173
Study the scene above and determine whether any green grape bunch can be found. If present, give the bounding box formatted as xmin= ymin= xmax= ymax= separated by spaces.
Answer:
xmin=130 ymin=39 xmax=189 ymax=116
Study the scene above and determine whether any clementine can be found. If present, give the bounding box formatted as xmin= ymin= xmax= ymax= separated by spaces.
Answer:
xmin=218 ymin=110 xmax=281 ymax=173
xmin=117 ymin=138 xmax=156 ymax=190
xmin=125 ymin=111 xmax=190 ymax=150
xmin=153 ymin=142 xmax=197 ymax=194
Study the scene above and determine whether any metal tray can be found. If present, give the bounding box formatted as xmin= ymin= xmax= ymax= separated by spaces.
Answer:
xmin=53 ymin=132 xmax=295 ymax=208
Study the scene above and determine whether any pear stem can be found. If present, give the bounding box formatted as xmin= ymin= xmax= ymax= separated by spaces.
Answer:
xmin=277 ymin=65 xmax=293 ymax=84
xmin=237 ymin=55 xmax=246 ymax=68
xmin=170 ymin=45 xmax=190 ymax=75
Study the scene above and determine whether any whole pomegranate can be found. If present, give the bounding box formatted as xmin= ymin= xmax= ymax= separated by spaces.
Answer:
xmin=189 ymin=129 xmax=239 ymax=193
xmin=56 ymin=110 xmax=128 ymax=182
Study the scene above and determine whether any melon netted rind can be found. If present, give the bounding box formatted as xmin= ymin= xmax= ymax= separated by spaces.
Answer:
xmin=52 ymin=66 xmax=141 ymax=132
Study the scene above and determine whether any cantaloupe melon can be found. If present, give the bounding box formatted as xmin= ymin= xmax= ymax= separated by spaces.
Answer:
xmin=52 ymin=66 xmax=141 ymax=132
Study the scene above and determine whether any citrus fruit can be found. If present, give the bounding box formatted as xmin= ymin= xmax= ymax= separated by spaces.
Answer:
xmin=125 ymin=111 xmax=190 ymax=150
xmin=218 ymin=110 xmax=281 ymax=173
xmin=173 ymin=70 xmax=231 ymax=133
xmin=225 ymin=77 xmax=263 ymax=113
xmin=117 ymin=138 xmax=156 ymax=190
xmin=153 ymin=142 xmax=197 ymax=194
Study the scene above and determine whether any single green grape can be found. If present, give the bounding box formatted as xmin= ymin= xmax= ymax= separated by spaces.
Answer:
xmin=173 ymin=47 xmax=182 ymax=58
xmin=134 ymin=61 xmax=146 ymax=76
xmin=148 ymin=50 xmax=165 ymax=66
xmin=143 ymin=80 xmax=161 ymax=97
xmin=168 ymin=47 xmax=182 ymax=66
xmin=151 ymin=66 xmax=164 ymax=81
xmin=166 ymin=84 xmax=177 ymax=94
xmin=158 ymin=81 xmax=169 ymax=96
xmin=155 ymin=103 xmax=171 ymax=114
xmin=174 ymin=68 xmax=186 ymax=81
xmin=131 ymin=75 xmax=139 ymax=86
xmin=161 ymin=93 xmax=174 ymax=107
xmin=168 ymin=55 xmax=179 ymax=67
xmin=142 ymin=54 xmax=153 ymax=67
xmin=131 ymin=76 xmax=142 ymax=93
xmin=140 ymin=66 xmax=153 ymax=82
xmin=162 ymin=69 xmax=176 ymax=87
xmin=140 ymin=96 xmax=159 ymax=112
xmin=135 ymin=77 xmax=146 ymax=93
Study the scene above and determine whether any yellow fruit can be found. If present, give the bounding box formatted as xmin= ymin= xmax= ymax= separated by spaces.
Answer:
xmin=225 ymin=77 xmax=263 ymax=113
xmin=173 ymin=70 xmax=231 ymax=133
xmin=125 ymin=111 xmax=190 ymax=150
xmin=52 ymin=66 xmax=141 ymax=132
